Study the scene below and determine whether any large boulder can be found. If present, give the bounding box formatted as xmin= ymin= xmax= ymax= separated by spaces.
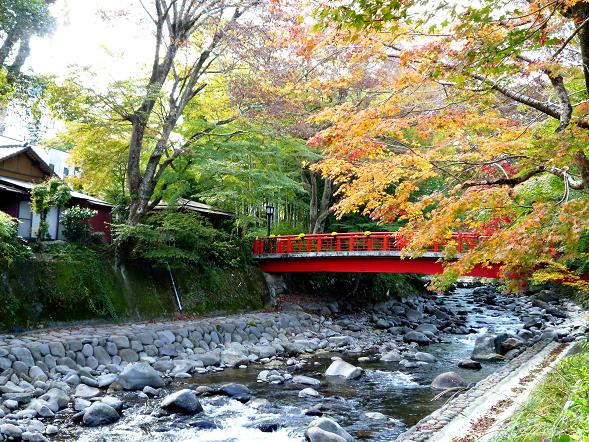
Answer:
xmin=495 ymin=334 xmax=523 ymax=353
xmin=118 ymin=362 xmax=165 ymax=390
xmin=471 ymin=334 xmax=503 ymax=361
xmin=161 ymin=389 xmax=203 ymax=414
xmin=403 ymin=331 xmax=431 ymax=346
xmin=431 ymin=371 xmax=467 ymax=390
xmin=82 ymin=402 xmax=120 ymax=427
xmin=306 ymin=417 xmax=354 ymax=442
xmin=324 ymin=359 xmax=363 ymax=380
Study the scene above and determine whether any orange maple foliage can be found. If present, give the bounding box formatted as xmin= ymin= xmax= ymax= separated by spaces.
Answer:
xmin=294 ymin=0 xmax=589 ymax=291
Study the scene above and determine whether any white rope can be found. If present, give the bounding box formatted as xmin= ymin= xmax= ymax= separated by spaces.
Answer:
xmin=557 ymin=167 xmax=570 ymax=205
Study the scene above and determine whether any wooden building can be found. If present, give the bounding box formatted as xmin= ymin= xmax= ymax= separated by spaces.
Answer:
xmin=0 ymin=145 xmax=113 ymax=242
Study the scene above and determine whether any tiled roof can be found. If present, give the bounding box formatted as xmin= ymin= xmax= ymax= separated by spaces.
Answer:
xmin=0 ymin=176 xmax=113 ymax=208
xmin=155 ymin=198 xmax=234 ymax=217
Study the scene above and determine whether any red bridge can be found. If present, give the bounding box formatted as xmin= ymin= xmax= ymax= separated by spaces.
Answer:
xmin=252 ymin=232 xmax=501 ymax=278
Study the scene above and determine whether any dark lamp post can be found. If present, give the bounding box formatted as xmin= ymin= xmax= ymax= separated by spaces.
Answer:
xmin=265 ymin=204 xmax=275 ymax=237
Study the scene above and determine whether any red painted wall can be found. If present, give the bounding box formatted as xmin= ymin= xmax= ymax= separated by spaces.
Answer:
xmin=70 ymin=198 xmax=112 ymax=243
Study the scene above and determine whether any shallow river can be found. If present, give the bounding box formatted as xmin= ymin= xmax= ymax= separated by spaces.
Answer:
xmin=70 ymin=287 xmax=524 ymax=442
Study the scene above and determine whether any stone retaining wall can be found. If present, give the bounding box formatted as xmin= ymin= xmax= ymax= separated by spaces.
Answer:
xmin=0 ymin=312 xmax=323 ymax=377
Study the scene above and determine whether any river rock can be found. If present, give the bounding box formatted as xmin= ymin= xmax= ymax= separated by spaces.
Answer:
xmin=498 ymin=336 xmax=523 ymax=352
xmin=403 ymin=331 xmax=431 ymax=346
xmin=39 ymin=388 xmax=70 ymax=412
xmin=218 ymin=383 xmax=251 ymax=402
xmin=101 ymin=396 xmax=123 ymax=412
xmin=471 ymin=334 xmax=503 ymax=361
xmin=161 ymin=389 xmax=203 ymax=414
xmin=193 ymin=351 xmax=221 ymax=367
xmin=458 ymin=359 xmax=482 ymax=369
xmin=74 ymin=384 xmax=101 ymax=399
xmin=306 ymin=427 xmax=346 ymax=442
xmin=45 ymin=425 xmax=59 ymax=435
xmin=29 ymin=366 xmax=47 ymax=381
xmin=365 ymin=411 xmax=388 ymax=420
xmin=415 ymin=352 xmax=436 ymax=363
xmin=324 ymin=359 xmax=363 ymax=380
xmin=22 ymin=431 xmax=49 ymax=442
xmin=298 ymin=387 xmax=322 ymax=398
xmin=96 ymin=374 xmax=118 ymax=388
xmin=292 ymin=375 xmax=321 ymax=387
xmin=431 ymin=371 xmax=468 ymax=390
xmin=29 ymin=399 xmax=55 ymax=417
xmin=118 ymin=362 xmax=165 ymax=390
xmin=0 ymin=423 xmax=23 ymax=439
xmin=11 ymin=347 xmax=34 ymax=366
xmin=74 ymin=398 xmax=91 ymax=411
xmin=220 ymin=349 xmax=249 ymax=367
xmin=82 ymin=402 xmax=120 ymax=427
xmin=380 ymin=350 xmax=402 ymax=362
xmin=307 ymin=417 xmax=354 ymax=442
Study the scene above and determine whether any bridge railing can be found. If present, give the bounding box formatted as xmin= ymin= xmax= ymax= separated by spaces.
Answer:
xmin=252 ymin=231 xmax=484 ymax=256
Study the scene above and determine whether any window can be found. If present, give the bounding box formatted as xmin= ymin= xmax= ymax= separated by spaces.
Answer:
xmin=49 ymin=163 xmax=55 ymax=171
xmin=63 ymin=167 xmax=69 ymax=176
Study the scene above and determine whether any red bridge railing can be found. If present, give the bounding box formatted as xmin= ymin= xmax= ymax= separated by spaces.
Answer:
xmin=252 ymin=232 xmax=484 ymax=257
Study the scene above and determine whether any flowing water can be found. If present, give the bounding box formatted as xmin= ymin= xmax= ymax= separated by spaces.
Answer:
xmin=69 ymin=287 xmax=524 ymax=442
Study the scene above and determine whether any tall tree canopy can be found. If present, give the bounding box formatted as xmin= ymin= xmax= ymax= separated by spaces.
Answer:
xmin=306 ymin=0 xmax=589 ymax=289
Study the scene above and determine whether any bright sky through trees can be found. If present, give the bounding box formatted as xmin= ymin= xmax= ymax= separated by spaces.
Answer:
xmin=27 ymin=0 xmax=151 ymax=83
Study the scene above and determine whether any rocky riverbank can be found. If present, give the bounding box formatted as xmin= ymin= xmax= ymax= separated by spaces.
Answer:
xmin=0 ymin=285 xmax=585 ymax=441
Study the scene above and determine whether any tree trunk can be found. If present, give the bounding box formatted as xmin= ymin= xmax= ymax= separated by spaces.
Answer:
xmin=302 ymin=169 xmax=334 ymax=234
xmin=312 ymin=178 xmax=333 ymax=233
xmin=579 ymin=12 xmax=589 ymax=94
xmin=0 ymin=32 xmax=18 ymax=67
xmin=8 ymin=35 xmax=30 ymax=74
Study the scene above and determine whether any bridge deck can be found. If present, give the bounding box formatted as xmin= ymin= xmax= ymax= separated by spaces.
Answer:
xmin=252 ymin=232 xmax=501 ymax=278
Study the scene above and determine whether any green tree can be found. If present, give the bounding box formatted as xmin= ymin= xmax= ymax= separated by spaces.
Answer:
xmin=30 ymin=178 xmax=70 ymax=243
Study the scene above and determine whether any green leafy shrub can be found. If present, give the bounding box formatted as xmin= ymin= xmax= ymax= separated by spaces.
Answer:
xmin=30 ymin=178 xmax=70 ymax=242
xmin=61 ymin=206 xmax=97 ymax=244
xmin=0 ymin=211 xmax=31 ymax=269
xmin=113 ymin=210 xmax=243 ymax=268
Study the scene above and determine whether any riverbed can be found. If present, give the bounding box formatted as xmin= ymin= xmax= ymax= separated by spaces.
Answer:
xmin=63 ymin=287 xmax=531 ymax=442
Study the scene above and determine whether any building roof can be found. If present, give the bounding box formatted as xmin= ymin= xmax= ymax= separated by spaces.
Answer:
xmin=154 ymin=198 xmax=234 ymax=217
xmin=0 ymin=176 xmax=113 ymax=208
xmin=0 ymin=181 xmax=27 ymax=194
xmin=0 ymin=145 xmax=57 ymax=177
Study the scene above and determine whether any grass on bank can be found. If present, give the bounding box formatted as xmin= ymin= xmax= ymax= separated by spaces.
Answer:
xmin=494 ymin=342 xmax=589 ymax=442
